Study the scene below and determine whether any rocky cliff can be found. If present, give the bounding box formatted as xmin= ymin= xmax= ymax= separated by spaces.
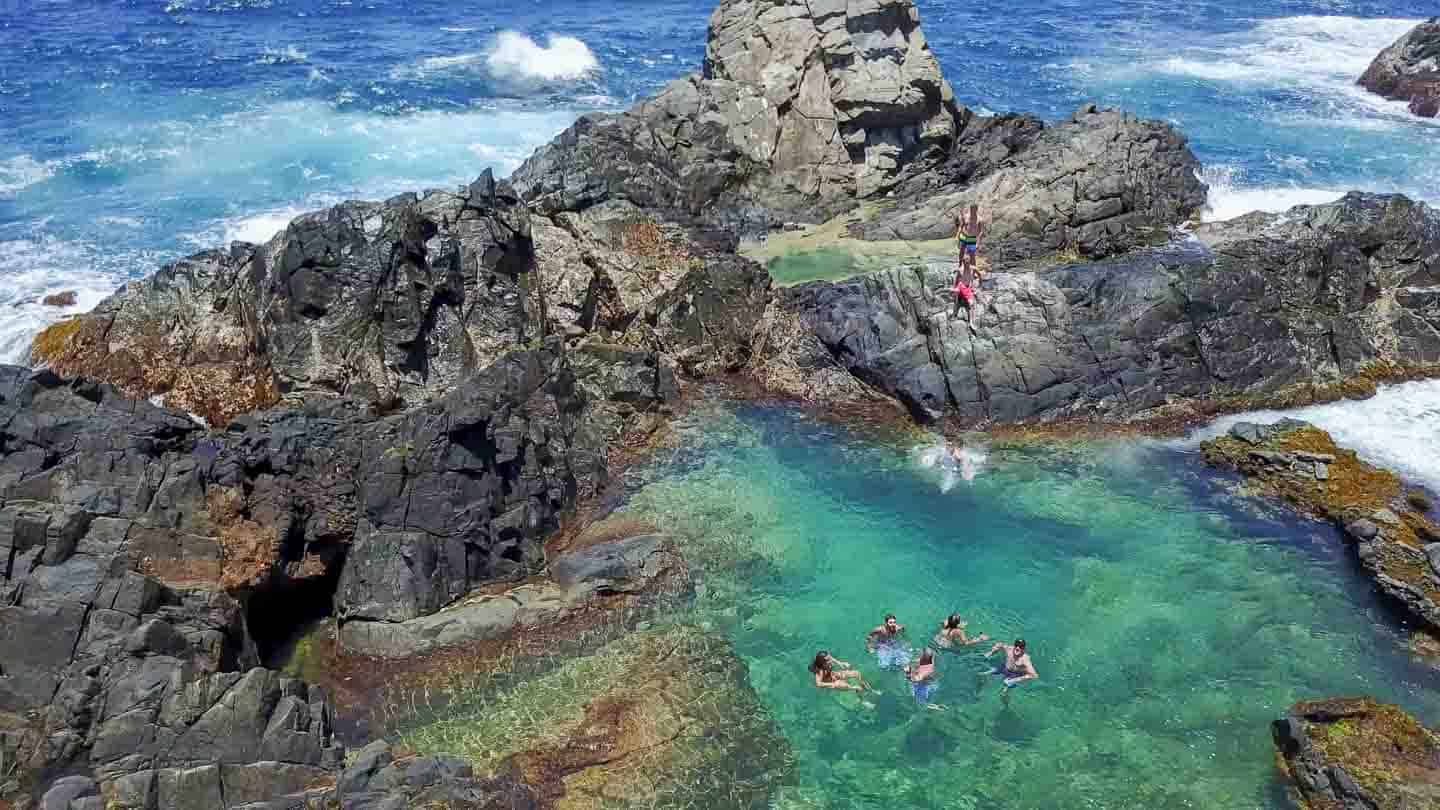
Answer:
xmin=1274 ymin=697 xmax=1440 ymax=810
xmin=755 ymin=193 xmax=1440 ymax=425
xmin=1359 ymin=18 xmax=1440 ymax=118
xmin=510 ymin=0 xmax=1206 ymax=256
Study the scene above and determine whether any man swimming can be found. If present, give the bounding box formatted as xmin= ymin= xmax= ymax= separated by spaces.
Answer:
xmin=866 ymin=614 xmax=911 ymax=670
xmin=905 ymin=648 xmax=945 ymax=711
xmin=984 ymin=638 xmax=1038 ymax=704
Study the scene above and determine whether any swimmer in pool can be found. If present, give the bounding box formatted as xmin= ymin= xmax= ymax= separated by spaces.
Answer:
xmin=934 ymin=614 xmax=990 ymax=649
xmin=866 ymin=614 xmax=911 ymax=670
xmin=810 ymin=650 xmax=871 ymax=693
xmin=984 ymin=638 xmax=1039 ymax=705
xmin=905 ymin=648 xmax=945 ymax=710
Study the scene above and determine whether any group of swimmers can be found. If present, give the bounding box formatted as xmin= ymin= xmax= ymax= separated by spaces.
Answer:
xmin=809 ymin=613 xmax=1038 ymax=710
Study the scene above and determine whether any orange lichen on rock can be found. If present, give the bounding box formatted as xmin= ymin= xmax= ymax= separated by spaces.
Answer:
xmin=207 ymin=488 xmax=280 ymax=591
xmin=1277 ymin=697 xmax=1440 ymax=809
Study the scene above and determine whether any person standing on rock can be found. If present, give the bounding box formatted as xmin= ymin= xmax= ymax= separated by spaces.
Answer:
xmin=951 ymin=204 xmax=986 ymax=323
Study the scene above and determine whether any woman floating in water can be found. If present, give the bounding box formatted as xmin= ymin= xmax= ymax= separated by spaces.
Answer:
xmin=934 ymin=614 xmax=990 ymax=649
xmin=866 ymin=614 xmax=911 ymax=670
xmin=906 ymin=648 xmax=945 ymax=711
xmin=810 ymin=651 xmax=871 ymax=693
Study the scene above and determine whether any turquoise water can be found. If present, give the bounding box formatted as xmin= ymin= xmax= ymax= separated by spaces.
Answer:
xmin=623 ymin=402 xmax=1440 ymax=809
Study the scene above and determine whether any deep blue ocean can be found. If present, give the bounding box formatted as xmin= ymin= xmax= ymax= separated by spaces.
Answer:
xmin=1 ymin=0 xmax=1437 ymax=362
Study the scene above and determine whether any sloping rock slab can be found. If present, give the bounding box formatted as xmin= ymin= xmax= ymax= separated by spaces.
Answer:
xmin=1359 ymin=18 xmax=1440 ymax=118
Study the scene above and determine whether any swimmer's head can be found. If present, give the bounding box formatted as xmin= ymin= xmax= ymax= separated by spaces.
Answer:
xmin=810 ymin=650 xmax=831 ymax=674
xmin=944 ymin=614 xmax=966 ymax=630
xmin=918 ymin=648 xmax=935 ymax=666
xmin=1014 ymin=639 xmax=1027 ymax=653
xmin=884 ymin=614 xmax=898 ymax=631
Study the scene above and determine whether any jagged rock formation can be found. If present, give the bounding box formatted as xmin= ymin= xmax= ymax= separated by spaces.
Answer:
xmin=511 ymin=0 xmax=1205 ymax=255
xmin=1359 ymin=18 xmax=1440 ymax=118
xmin=1273 ymin=697 xmax=1440 ymax=810
xmin=1201 ymin=419 xmax=1440 ymax=634
xmin=29 ymin=176 xmax=751 ymax=427
xmin=754 ymin=193 xmax=1440 ymax=424
xmin=0 ymin=337 xmax=681 ymax=806
xmin=853 ymin=105 xmax=1208 ymax=261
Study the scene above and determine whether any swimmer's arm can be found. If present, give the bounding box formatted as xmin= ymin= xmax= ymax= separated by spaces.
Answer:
xmin=833 ymin=659 xmax=851 ymax=669
xmin=985 ymin=642 xmax=1004 ymax=657
xmin=1021 ymin=659 xmax=1039 ymax=681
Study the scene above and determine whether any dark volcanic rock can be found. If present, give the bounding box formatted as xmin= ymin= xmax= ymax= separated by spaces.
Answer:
xmin=40 ymin=291 xmax=77 ymax=308
xmin=511 ymin=0 xmax=1204 ymax=251
xmin=0 ymin=335 xmax=679 ymax=805
xmin=1359 ymin=18 xmax=1440 ymax=118
xmin=1273 ymin=697 xmax=1440 ymax=810
xmin=756 ymin=193 xmax=1440 ymax=424
xmin=28 ymin=175 xmax=737 ymax=427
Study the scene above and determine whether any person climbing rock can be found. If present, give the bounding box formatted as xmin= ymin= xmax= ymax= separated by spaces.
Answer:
xmin=951 ymin=204 xmax=986 ymax=323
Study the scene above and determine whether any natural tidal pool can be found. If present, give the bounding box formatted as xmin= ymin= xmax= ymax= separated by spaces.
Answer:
xmin=617 ymin=402 xmax=1440 ymax=809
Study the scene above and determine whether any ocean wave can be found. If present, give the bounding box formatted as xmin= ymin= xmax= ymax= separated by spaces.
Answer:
xmin=395 ymin=31 xmax=600 ymax=86
xmin=1182 ymin=379 xmax=1440 ymax=492
xmin=0 ymin=155 xmax=57 ymax=197
xmin=255 ymin=45 xmax=308 ymax=66
xmin=1199 ymin=165 xmax=1344 ymax=222
xmin=0 ymin=235 xmax=125 ymax=363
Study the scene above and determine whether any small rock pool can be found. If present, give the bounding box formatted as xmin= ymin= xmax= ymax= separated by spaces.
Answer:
xmin=619 ymin=401 xmax=1440 ymax=809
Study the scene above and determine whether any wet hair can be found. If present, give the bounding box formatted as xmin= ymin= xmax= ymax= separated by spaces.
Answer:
xmin=884 ymin=614 xmax=897 ymax=623
xmin=918 ymin=648 xmax=935 ymax=666
xmin=809 ymin=650 xmax=831 ymax=675
xmin=968 ymin=203 xmax=979 ymax=215
xmin=1014 ymin=638 xmax=1027 ymax=651
xmin=943 ymin=614 xmax=963 ymax=630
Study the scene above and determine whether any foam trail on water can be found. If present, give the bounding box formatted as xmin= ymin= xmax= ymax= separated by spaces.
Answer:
xmin=1181 ymin=380 xmax=1440 ymax=491
xmin=0 ymin=155 xmax=58 ymax=197
xmin=916 ymin=438 xmax=989 ymax=492
xmin=486 ymin=32 xmax=600 ymax=83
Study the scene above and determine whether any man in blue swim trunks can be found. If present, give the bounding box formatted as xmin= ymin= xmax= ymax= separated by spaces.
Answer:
xmin=866 ymin=614 xmax=911 ymax=670
xmin=984 ymin=638 xmax=1038 ymax=705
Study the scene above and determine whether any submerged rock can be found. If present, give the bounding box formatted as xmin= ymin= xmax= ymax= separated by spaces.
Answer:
xmin=1358 ymin=18 xmax=1440 ymax=118
xmin=1201 ymin=419 xmax=1440 ymax=633
xmin=1273 ymin=697 xmax=1440 ymax=809
xmin=40 ymin=290 xmax=77 ymax=307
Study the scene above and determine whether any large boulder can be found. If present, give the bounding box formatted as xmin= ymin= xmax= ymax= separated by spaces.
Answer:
xmin=756 ymin=193 xmax=1440 ymax=423
xmin=511 ymin=0 xmax=1203 ymax=249
xmin=1273 ymin=697 xmax=1440 ymax=810
xmin=513 ymin=0 xmax=961 ymax=229
xmin=1359 ymin=18 xmax=1440 ymax=118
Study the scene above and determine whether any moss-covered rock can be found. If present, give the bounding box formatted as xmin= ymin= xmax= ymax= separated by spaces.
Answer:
xmin=399 ymin=626 xmax=793 ymax=809
xmin=1201 ymin=419 xmax=1440 ymax=634
xmin=1273 ymin=697 xmax=1440 ymax=810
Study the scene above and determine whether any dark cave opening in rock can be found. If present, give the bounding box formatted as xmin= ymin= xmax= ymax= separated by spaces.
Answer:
xmin=245 ymin=555 xmax=345 ymax=671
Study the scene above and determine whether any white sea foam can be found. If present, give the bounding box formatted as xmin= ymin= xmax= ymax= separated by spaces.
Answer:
xmin=486 ymin=32 xmax=600 ymax=83
xmin=1182 ymin=379 xmax=1440 ymax=492
xmin=1199 ymin=164 xmax=1346 ymax=222
xmin=255 ymin=45 xmax=308 ymax=65
xmin=0 ymin=155 xmax=57 ymax=197
xmin=916 ymin=439 xmax=989 ymax=492
xmin=0 ymin=235 xmax=125 ymax=363
xmin=395 ymin=31 xmax=600 ymax=87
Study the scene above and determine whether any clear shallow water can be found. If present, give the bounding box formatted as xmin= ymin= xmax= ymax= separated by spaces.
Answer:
xmin=624 ymin=402 xmax=1440 ymax=809
xmin=3 ymin=0 xmax=1440 ymax=359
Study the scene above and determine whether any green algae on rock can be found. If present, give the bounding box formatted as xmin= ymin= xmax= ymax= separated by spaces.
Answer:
xmin=1274 ymin=697 xmax=1440 ymax=810
xmin=397 ymin=626 xmax=793 ymax=810
xmin=1201 ymin=419 xmax=1440 ymax=633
